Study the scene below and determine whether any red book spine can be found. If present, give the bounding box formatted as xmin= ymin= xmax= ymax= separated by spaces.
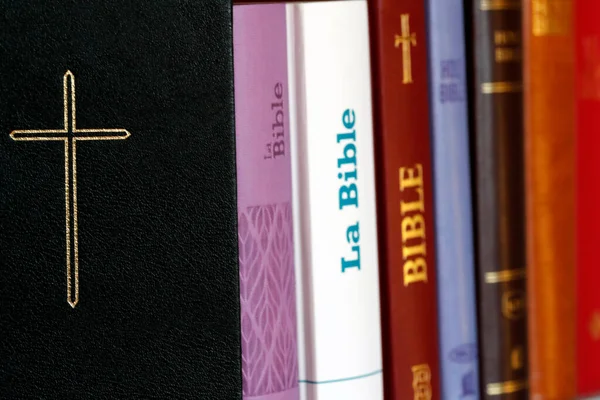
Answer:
xmin=368 ymin=0 xmax=441 ymax=398
xmin=576 ymin=0 xmax=600 ymax=394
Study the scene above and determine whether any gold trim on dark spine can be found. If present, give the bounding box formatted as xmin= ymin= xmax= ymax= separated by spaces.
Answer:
xmin=481 ymin=81 xmax=523 ymax=93
xmin=480 ymin=0 xmax=521 ymax=10
xmin=486 ymin=379 xmax=528 ymax=395
xmin=471 ymin=0 xmax=528 ymax=396
xmin=485 ymin=268 xmax=526 ymax=283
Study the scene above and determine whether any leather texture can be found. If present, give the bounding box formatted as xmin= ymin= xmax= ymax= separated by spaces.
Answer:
xmin=0 ymin=1 xmax=242 ymax=399
xmin=468 ymin=1 xmax=529 ymax=397
xmin=368 ymin=0 xmax=441 ymax=398
xmin=524 ymin=0 xmax=576 ymax=398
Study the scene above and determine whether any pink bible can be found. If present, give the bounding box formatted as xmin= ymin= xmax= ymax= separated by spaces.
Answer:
xmin=233 ymin=4 xmax=299 ymax=400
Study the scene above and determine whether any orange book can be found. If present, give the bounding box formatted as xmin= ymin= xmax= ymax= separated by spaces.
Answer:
xmin=523 ymin=0 xmax=576 ymax=398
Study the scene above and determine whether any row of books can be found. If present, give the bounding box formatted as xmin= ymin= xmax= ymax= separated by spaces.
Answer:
xmin=234 ymin=0 xmax=600 ymax=399
xmin=1 ymin=0 xmax=595 ymax=398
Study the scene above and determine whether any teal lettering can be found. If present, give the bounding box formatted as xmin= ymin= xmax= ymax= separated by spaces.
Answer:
xmin=342 ymin=245 xmax=361 ymax=272
xmin=339 ymin=183 xmax=358 ymax=209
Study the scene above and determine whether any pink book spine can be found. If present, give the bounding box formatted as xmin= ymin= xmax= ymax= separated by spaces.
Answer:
xmin=233 ymin=4 xmax=299 ymax=400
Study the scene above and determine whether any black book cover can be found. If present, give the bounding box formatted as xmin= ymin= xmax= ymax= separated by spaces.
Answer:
xmin=0 ymin=1 xmax=241 ymax=398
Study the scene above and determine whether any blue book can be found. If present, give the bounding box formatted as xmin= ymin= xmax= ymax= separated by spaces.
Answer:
xmin=426 ymin=0 xmax=480 ymax=398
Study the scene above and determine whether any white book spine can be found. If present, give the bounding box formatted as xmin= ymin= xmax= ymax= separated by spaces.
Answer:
xmin=286 ymin=2 xmax=384 ymax=399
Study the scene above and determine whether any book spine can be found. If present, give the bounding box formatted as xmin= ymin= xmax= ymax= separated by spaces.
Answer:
xmin=286 ymin=2 xmax=384 ymax=399
xmin=425 ymin=0 xmax=480 ymax=398
xmin=368 ymin=0 xmax=441 ymax=398
xmin=576 ymin=0 xmax=600 ymax=395
xmin=524 ymin=0 xmax=576 ymax=397
xmin=233 ymin=5 xmax=300 ymax=400
xmin=469 ymin=0 xmax=528 ymax=397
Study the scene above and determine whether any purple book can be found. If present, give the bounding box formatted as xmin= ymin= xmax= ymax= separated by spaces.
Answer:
xmin=233 ymin=4 xmax=299 ymax=400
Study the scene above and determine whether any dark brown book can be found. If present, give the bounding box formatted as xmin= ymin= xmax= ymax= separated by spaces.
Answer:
xmin=368 ymin=0 xmax=441 ymax=399
xmin=467 ymin=0 xmax=528 ymax=397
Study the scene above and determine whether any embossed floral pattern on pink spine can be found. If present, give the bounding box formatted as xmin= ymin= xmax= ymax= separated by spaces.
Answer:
xmin=233 ymin=4 xmax=299 ymax=400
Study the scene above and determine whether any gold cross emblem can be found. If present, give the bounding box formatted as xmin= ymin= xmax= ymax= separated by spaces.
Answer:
xmin=394 ymin=14 xmax=417 ymax=84
xmin=10 ymin=71 xmax=130 ymax=308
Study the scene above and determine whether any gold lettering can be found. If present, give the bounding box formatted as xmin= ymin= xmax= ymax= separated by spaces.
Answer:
xmin=404 ymin=258 xmax=427 ymax=286
xmin=399 ymin=163 xmax=427 ymax=286
xmin=501 ymin=290 xmax=526 ymax=320
xmin=493 ymin=30 xmax=521 ymax=64
xmin=400 ymin=189 xmax=424 ymax=214
xmin=532 ymin=0 xmax=571 ymax=36
xmin=495 ymin=48 xmax=521 ymax=62
xmin=401 ymin=215 xmax=425 ymax=242
xmin=399 ymin=164 xmax=423 ymax=191
xmin=402 ymin=241 xmax=426 ymax=259
xmin=494 ymin=30 xmax=520 ymax=45
xmin=412 ymin=364 xmax=432 ymax=400
xmin=511 ymin=346 xmax=524 ymax=370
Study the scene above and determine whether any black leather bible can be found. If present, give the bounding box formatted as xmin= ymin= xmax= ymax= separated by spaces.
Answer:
xmin=0 ymin=1 xmax=241 ymax=398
